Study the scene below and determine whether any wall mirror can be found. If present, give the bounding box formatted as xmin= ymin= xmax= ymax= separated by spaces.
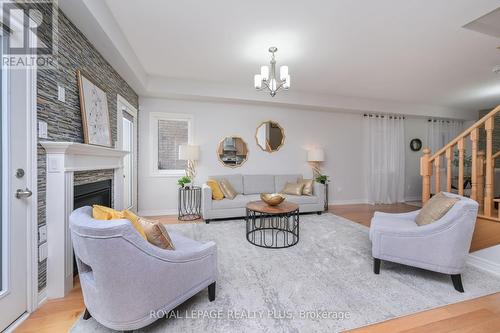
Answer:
xmin=217 ymin=136 xmax=248 ymax=168
xmin=255 ymin=121 xmax=285 ymax=152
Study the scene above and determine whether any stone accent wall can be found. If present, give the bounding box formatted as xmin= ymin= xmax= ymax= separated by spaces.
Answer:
xmin=36 ymin=7 xmax=138 ymax=291
xmin=73 ymin=169 xmax=115 ymax=186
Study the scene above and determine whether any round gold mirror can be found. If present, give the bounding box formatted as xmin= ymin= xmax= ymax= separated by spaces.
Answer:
xmin=255 ymin=121 xmax=285 ymax=152
xmin=217 ymin=136 xmax=248 ymax=168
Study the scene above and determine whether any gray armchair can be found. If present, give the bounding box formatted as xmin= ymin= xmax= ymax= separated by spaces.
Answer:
xmin=369 ymin=192 xmax=478 ymax=292
xmin=69 ymin=207 xmax=218 ymax=332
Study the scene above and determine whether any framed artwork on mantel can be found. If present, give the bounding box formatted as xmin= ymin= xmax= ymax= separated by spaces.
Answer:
xmin=77 ymin=70 xmax=112 ymax=147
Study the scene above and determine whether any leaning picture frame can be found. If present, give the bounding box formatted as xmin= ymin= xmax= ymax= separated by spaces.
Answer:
xmin=77 ymin=70 xmax=112 ymax=147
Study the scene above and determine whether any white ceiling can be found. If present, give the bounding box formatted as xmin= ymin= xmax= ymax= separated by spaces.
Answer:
xmin=102 ymin=0 xmax=500 ymax=112
xmin=61 ymin=0 xmax=500 ymax=117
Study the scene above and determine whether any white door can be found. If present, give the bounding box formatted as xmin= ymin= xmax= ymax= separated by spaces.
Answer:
xmin=0 ymin=36 xmax=33 ymax=330
xmin=118 ymin=96 xmax=137 ymax=211
xmin=122 ymin=115 xmax=133 ymax=209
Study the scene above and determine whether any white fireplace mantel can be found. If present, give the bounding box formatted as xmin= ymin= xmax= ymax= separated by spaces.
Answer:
xmin=40 ymin=141 xmax=129 ymax=298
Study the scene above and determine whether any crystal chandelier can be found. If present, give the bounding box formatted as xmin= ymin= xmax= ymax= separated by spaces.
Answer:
xmin=254 ymin=47 xmax=290 ymax=97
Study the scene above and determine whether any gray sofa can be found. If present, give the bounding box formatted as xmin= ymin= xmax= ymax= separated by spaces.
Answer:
xmin=70 ymin=206 xmax=218 ymax=332
xmin=369 ymin=192 xmax=478 ymax=292
xmin=202 ymin=174 xmax=325 ymax=222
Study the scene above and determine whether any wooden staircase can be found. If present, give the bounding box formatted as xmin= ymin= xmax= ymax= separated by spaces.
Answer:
xmin=420 ymin=105 xmax=500 ymax=222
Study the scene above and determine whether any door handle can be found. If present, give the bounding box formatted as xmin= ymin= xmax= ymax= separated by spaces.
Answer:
xmin=16 ymin=188 xmax=33 ymax=199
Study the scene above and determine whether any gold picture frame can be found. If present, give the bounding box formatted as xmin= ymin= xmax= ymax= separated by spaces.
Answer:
xmin=217 ymin=136 xmax=249 ymax=168
xmin=255 ymin=120 xmax=285 ymax=153
xmin=77 ymin=70 xmax=112 ymax=147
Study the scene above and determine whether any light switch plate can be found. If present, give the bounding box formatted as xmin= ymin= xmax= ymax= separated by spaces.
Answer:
xmin=57 ymin=85 xmax=65 ymax=102
xmin=39 ymin=242 xmax=48 ymax=262
xmin=38 ymin=121 xmax=48 ymax=139
xmin=39 ymin=225 xmax=47 ymax=243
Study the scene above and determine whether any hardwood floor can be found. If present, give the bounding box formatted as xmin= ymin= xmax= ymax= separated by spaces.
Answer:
xmin=328 ymin=203 xmax=500 ymax=252
xmin=16 ymin=278 xmax=84 ymax=333
xmin=15 ymin=203 xmax=500 ymax=333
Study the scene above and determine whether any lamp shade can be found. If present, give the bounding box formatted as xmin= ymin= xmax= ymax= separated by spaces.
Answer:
xmin=279 ymin=65 xmax=288 ymax=81
xmin=254 ymin=74 xmax=262 ymax=89
xmin=260 ymin=66 xmax=269 ymax=81
xmin=179 ymin=144 xmax=199 ymax=160
xmin=307 ymin=148 xmax=325 ymax=162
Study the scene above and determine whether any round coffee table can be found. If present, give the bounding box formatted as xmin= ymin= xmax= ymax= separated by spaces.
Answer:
xmin=245 ymin=201 xmax=299 ymax=248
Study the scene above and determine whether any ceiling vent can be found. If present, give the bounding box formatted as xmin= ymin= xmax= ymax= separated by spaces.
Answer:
xmin=463 ymin=7 xmax=500 ymax=38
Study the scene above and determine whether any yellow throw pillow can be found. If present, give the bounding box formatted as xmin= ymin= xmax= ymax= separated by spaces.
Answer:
xmin=92 ymin=205 xmax=147 ymax=240
xmin=138 ymin=218 xmax=175 ymax=250
xmin=92 ymin=205 xmax=122 ymax=220
xmin=282 ymin=182 xmax=305 ymax=196
xmin=206 ymin=179 xmax=224 ymax=200
xmin=300 ymin=179 xmax=314 ymax=196
xmin=219 ymin=178 xmax=237 ymax=200
xmin=122 ymin=210 xmax=147 ymax=239
xmin=415 ymin=192 xmax=459 ymax=226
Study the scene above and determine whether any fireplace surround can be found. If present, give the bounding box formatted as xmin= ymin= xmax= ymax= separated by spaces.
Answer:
xmin=40 ymin=142 xmax=128 ymax=298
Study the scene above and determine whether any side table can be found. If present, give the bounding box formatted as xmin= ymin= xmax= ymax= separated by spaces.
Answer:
xmin=178 ymin=186 xmax=201 ymax=221
xmin=323 ymin=183 xmax=329 ymax=211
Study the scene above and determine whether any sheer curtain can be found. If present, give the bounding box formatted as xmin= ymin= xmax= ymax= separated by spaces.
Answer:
xmin=363 ymin=114 xmax=406 ymax=204
xmin=426 ymin=119 xmax=464 ymax=193
xmin=426 ymin=119 xmax=463 ymax=153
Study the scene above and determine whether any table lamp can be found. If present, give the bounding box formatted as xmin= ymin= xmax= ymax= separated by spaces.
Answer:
xmin=179 ymin=144 xmax=199 ymax=182
xmin=307 ymin=148 xmax=325 ymax=178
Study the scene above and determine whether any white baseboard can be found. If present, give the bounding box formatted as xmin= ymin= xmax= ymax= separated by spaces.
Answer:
xmin=404 ymin=196 xmax=421 ymax=202
xmin=467 ymin=245 xmax=500 ymax=276
xmin=138 ymin=209 xmax=178 ymax=217
xmin=4 ymin=312 xmax=30 ymax=333
xmin=329 ymin=199 xmax=369 ymax=205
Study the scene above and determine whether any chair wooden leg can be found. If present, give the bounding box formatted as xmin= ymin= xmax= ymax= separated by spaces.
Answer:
xmin=451 ymin=274 xmax=464 ymax=292
xmin=373 ymin=258 xmax=381 ymax=274
xmin=83 ymin=308 xmax=92 ymax=320
xmin=208 ymin=282 xmax=216 ymax=302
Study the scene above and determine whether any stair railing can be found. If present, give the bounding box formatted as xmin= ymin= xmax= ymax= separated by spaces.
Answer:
xmin=421 ymin=105 xmax=500 ymax=220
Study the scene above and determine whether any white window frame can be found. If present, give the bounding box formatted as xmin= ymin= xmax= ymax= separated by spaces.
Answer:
xmin=149 ymin=112 xmax=193 ymax=177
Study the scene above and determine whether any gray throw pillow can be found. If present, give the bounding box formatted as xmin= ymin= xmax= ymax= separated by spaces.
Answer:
xmin=415 ymin=192 xmax=459 ymax=226
xmin=219 ymin=178 xmax=237 ymax=200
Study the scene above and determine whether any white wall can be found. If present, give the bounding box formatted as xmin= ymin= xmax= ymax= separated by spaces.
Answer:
xmin=137 ymin=97 xmax=456 ymax=215
xmin=404 ymin=118 xmax=428 ymax=201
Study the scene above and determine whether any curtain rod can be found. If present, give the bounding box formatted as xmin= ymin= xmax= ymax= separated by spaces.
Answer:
xmin=427 ymin=119 xmax=463 ymax=123
xmin=363 ymin=114 xmax=406 ymax=120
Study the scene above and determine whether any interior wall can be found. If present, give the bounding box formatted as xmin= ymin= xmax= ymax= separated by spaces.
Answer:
xmin=138 ymin=97 xmax=437 ymax=215
xmin=404 ymin=118 xmax=428 ymax=201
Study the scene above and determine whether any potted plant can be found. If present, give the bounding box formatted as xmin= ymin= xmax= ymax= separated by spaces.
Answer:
xmin=315 ymin=174 xmax=330 ymax=184
xmin=177 ymin=176 xmax=191 ymax=188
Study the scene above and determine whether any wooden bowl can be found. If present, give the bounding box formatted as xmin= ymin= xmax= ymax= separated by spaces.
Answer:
xmin=260 ymin=193 xmax=286 ymax=206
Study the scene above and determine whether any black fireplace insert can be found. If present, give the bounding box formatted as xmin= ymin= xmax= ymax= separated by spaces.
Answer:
xmin=73 ymin=179 xmax=112 ymax=275
xmin=74 ymin=179 xmax=112 ymax=209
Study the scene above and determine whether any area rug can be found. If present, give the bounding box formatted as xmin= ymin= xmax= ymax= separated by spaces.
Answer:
xmin=71 ymin=213 xmax=500 ymax=332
